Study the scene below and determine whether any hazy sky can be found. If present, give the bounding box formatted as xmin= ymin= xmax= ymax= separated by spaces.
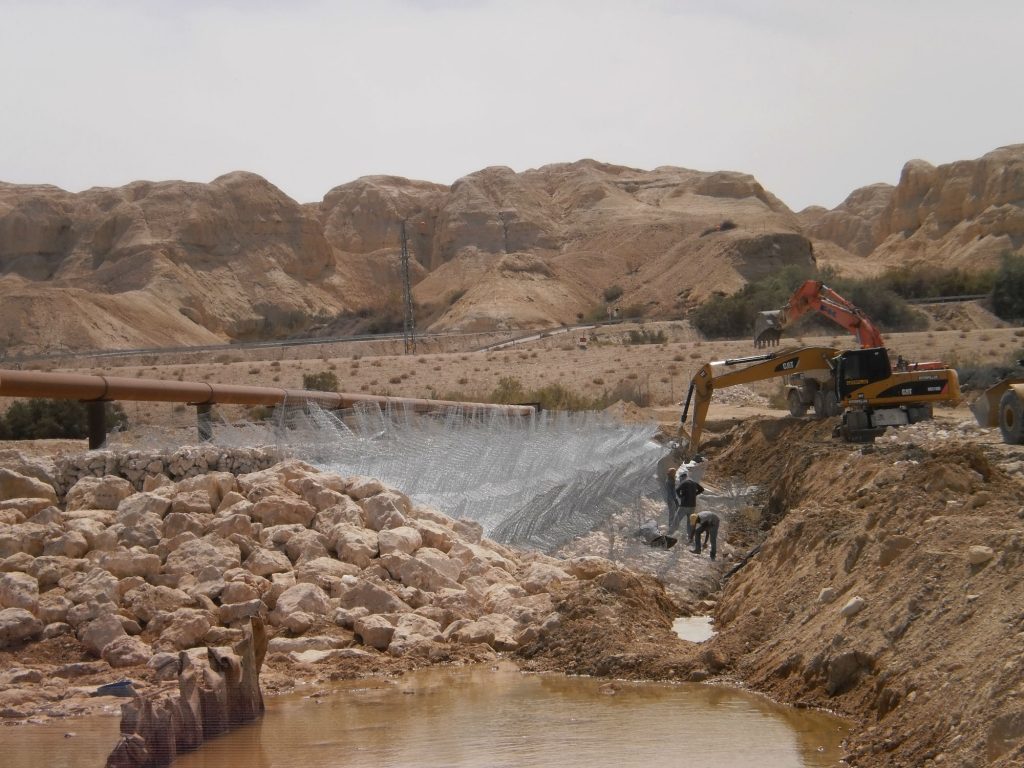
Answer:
xmin=2 ymin=0 xmax=1021 ymax=210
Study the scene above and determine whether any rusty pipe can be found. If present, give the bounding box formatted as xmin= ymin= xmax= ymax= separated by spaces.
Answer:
xmin=0 ymin=369 xmax=536 ymax=416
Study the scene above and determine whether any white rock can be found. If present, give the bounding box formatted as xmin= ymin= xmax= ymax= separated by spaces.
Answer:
xmin=378 ymin=526 xmax=423 ymax=556
xmin=360 ymin=491 xmax=408 ymax=531
xmin=0 ymin=571 xmax=39 ymax=613
xmin=353 ymin=614 xmax=396 ymax=650
xmin=819 ymin=587 xmax=838 ymax=604
xmin=251 ymin=495 xmax=316 ymax=528
xmin=102 ymin=635 xmax=152 ymax=668
xmin=65 ymin=475 xmax=133 ymax=511
xmin=0 ymin=468 xmax=58 ymax=504
xmin=78 ymin=613 xmax=127 ymax=657
xmin=0 ymin=607 xmax=43 ymax=647
xmin=330 ymin=523 xmax=379 ymax=568
xmin=841 ymin=596 xmax=867 ymax=618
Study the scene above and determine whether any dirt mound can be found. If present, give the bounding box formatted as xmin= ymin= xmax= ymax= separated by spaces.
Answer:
xmin=702 ymin=416 xmax=1024 ymax=767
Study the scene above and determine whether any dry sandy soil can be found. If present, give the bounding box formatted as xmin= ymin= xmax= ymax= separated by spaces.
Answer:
xmin=2 ymin=308 xmax=1023 ymax=767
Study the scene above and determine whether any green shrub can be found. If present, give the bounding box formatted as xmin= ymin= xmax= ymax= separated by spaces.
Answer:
xmin=302 ymin=371 xmax=339 ymax=392
xmin=0 ymin=399 xmax=128 ymax=440
xmin=992 ymin=253 xmax=1024 ymax=320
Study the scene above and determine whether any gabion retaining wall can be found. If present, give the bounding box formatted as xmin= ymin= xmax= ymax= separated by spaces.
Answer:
xmin=53 ymin=445 xmax=285 ymax=497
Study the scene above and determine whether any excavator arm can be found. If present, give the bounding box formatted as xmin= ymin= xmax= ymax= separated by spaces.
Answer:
xmin=678 ymin=346 xmax=840 ymax=456
xmin=754 ymin=280 xmax=885 ymax=349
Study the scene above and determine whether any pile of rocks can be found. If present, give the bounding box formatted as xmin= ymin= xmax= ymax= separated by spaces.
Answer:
xmin=51 ymin=446 xmax=283 ymax=497
xmin=0 ymin=452 xmax=621 ymax=681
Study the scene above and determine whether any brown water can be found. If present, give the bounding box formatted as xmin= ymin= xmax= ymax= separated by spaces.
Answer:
xmin=0 ymin=664 xmax=850 ymax=768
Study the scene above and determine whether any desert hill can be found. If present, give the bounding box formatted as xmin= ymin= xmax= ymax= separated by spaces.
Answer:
xmin=2 ymin=146 xmax=1022 ymax=357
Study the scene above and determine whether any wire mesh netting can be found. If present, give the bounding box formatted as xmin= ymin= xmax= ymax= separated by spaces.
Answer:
xmin=207 ymin=401 xmax=665 ymax=552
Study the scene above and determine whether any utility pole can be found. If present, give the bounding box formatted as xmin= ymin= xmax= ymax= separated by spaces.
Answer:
xmin=400 ymin=220 xmax=416 ymax=354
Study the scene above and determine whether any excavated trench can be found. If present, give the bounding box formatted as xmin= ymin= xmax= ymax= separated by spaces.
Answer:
xmin=2 ymin=410 xmax=1021 ymax=767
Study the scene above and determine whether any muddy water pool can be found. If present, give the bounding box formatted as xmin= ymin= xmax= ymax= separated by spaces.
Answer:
xmin=1 ymin=663 xmax=850 ymax=767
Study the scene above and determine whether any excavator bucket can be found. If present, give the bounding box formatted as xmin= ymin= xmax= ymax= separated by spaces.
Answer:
xmin=970 ymin=377 xmax=1024 ymax=427
xmin=754 ymin=311 xmax=783 ymax=348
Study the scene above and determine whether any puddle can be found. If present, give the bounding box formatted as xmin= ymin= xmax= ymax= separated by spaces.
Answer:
xmin=673 ymin=615 xmax=716 ymax=642
xmin=0 ymin=664 xmax=850 ymax=768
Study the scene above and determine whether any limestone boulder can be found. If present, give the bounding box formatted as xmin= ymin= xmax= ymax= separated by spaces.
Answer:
xmin=150 ymin=608 xmax=214 ymax=650
xmin=161 ymin=511 xmax=207 ymax=540
xmin=163 ymin=535 xmax=241 ymax=576
xmin=517 ymin=561 xmax=571 ymax=595
xmin=122 ymin=584 xmax=194 ymax=624
xmin=112 ymin=512 xmax=163 ymax=549
xmin=0 ymin=607 xmax=43 ymax=647
xmin=209 ymin=513 xmax=255 ymax=540
xmin=449 ymin=541 xmax=515 ymax=575
xmin=453 ymin=519 xmax=484 ymax=544
xmin=0 ymin=571 xmax=39 ymax=612
xmin=43 ymin=530 xmax=90 ymax=559
xmin=360 ymin=491 xmax=408 ymax=531
xmin=284 ymin=529 xmax=330 ymax=564
xmin=98 ymin=548 xmax=162 ymax=579
xmin=269 ymin=583 xmax=331 ymax=629
xmin=102 ymin=635 xmax=153 ymax=668
xmin=564 ymin=555 xmax=617 ymax=580
xmin=353 ymin=614 xmax=396 ymax=650
xmin=286 ymin=475 xmax=348 ymax=511
xmin=0 ymin=468 xmax=58 ymax=504
xmin=414 ymin=548 xmax=462 ymax=583
xmin=116 ymin=492 xmax=172 ymax=519
xmin=64 ymin=567 xmax=120 ymax=605
xmin=336 ymin=578 xmax=412 ymax=615
xmin=408 ymin=518 xmax=454 ymax=553
xmin=330 ymin=523 xmax=379 ymax=568
xmin=387 ymin=613 xmax=443 ymax=657
xmin=37 ymin=591 xmax=72 ymax=624
xmin=311 ymin=498 xmax=364 ymax=534
xmin=251 ymin=495 xmax=316 ymax=527
xmin=378 ymin=526 xmax=422 ymax=556
xmin=345 ymin=476 xmax=386 ymax=500
xmin=219 ymin=599 xmax=266 ymax=626
xmin=65 ymin=475 xmax=133 ymax=511
xmin=295 ymin=557 xmax=361 ymax=588
xmin=170 ymin=491 xmax=213 ymax=517
xmin=0 ymin=498 xmax=53 ymax=519
xmin=398 ymin=557 xmax=462 ymax=593
xmin=78 ymin=613 xmax=127 ymax=657
xmin=174 ymin=471 xmax=237 ymax=510
xmin=243 ymin=547 xmax=293 ymax=578
xmin=65 ymin=517 xmax=117 ymax=552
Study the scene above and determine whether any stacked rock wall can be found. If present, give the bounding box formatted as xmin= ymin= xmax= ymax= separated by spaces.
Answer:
xmin=51 ymin=446 xmax=284 ymax=498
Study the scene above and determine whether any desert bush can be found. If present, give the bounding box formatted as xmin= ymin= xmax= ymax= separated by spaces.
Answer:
xmin=690 ymin=265 xmax=927 ymax=339
xmin=603 ymin=285 xmax=624 ymax=303
xmin=302 ymin=371 xmax=339 ymax=392
xmin=625 ymin=328 xmax=666 ymax=345
xmin=0 ymin=399 xmax=128 ymax=440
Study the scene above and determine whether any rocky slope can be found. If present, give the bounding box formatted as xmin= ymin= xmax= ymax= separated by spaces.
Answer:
xmin=0 ymin=162 xmax=812 ymax=356
xmin=3 ymin=145 xmax=1023 ymax=358
xmin=800 ymin=144 xmax=1024 ymax=270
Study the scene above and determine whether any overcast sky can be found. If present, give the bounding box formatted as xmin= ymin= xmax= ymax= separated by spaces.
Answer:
xmin=2 ymin=0 xmax=1021 ymax=211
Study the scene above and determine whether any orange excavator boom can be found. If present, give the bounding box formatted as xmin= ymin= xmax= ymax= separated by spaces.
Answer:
xmin=754 ymin=280 xmax=885 ymax=349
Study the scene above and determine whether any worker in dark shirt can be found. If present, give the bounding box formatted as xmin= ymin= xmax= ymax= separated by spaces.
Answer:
xmin=671 ymin=470 xmax=704 ymax=538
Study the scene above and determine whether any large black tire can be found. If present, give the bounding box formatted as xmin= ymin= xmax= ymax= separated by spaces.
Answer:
xmin=812 ymin=390 xmax=826 ymax=419
xmin=999 ymin=390 xmax=1024 ymax=444
xmin=822 ymin=390 xmax=842 ymax=417
xmin=788 ymin=389 xmax=809 ymax=417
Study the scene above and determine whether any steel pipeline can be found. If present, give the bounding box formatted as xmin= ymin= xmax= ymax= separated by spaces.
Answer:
xmin=0 ymin=369 xmax=535 ymax=415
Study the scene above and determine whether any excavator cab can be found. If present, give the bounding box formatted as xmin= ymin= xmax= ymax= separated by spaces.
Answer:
xmin=834 ymin=348 xmax=892 ymax=399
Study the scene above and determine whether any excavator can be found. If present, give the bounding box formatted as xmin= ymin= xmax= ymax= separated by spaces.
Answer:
xmin=678 ymin=345 xmax=961 ymax=456
xmin=751 ymin=279 xmax=950 ymax=419
xmin=754 ymin=279 xmax=885 ymax=349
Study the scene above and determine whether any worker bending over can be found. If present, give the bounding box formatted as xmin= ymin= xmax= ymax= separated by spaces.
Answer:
xmin=688 ymin=510 xmax=720 ymax=561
